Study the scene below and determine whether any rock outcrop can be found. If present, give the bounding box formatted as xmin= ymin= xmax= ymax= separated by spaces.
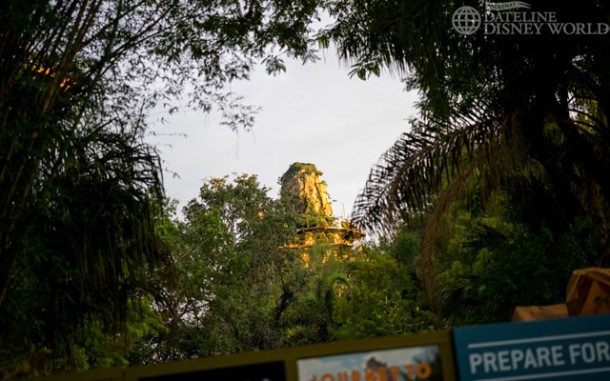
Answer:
xmin=280 ymin=162 xmax=333 ymax=217
xmin=280 ymin=162 xmax=365 ymax=251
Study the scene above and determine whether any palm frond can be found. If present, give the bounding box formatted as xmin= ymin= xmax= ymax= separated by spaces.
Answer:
xmin=419 ymin=166 xmax=476 ymax=318
xmin=352 ymin=103 xmax=505 ymax=233
xmin=352 ymin=107 xmax=541 ymax=317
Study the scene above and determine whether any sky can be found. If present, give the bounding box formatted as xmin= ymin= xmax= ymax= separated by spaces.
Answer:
xmin=147 ymin=52 xmax=418 ymax=218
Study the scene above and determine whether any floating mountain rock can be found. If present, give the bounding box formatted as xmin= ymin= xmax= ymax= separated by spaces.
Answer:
xmin=280 ymin=162 xmax=365 ymax=251
xmin=280 ymin=162 xmax=333 ymax=217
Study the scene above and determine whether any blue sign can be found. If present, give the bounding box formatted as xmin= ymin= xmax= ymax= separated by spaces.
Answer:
xmin=453 ymin=314 xmax=610 ymax=381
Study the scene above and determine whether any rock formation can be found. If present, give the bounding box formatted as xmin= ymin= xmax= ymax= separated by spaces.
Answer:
xmin=279 ymin=162 xmax=364 ymax=251
xmin=279 ymin=162 xmax=333 ymax=217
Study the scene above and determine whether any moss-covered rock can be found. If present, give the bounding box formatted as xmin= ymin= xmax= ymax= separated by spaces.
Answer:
xmin=280 ymin=163 xmax=333 ymax=217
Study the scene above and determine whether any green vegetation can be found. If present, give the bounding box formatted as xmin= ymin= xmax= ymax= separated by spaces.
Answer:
xmin=119 ymin=175 xmax=435 ymax=366
xmin=343 ymin=0 xmax=610 ymax=320
xmin=280 ymin=163 xmax=324 ymax=183
xmin=0 ymin=0 xmax=322 ymax=377
xmin=333 ymin=233 xmax=437 ymax=339
xmin=138 ymin=175 xmax=434 ymax=356
xmin=2 ymin=0 xmax=610 ymax=379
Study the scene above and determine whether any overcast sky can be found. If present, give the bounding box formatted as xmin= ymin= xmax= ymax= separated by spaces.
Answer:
xmin=148 ymin=52 xmax=418 ymax=218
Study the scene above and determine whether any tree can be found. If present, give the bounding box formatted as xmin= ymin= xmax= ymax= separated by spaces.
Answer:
xmin=277 ymin=242 xmax=348 ymax=345
xmin=329 ymin=0 xmax=610 ymax=316
xmin=140 ymin=174 xmax=381 ymax=360
xmin=0 ymin=0 xmax=325 ymax=376
xmin=435 ymin=194 xmax=594 ymax=325
xmin=139 ymin=175 xmax=304 ymax=360
xmin=0 ymin=120 xmax=170 ymax=377
xmin=333 ymin=232 xmax=436 ymax=340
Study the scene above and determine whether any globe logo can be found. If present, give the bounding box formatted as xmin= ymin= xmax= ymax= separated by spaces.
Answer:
xmin=452 ymin=6 xmax=481 ymax=35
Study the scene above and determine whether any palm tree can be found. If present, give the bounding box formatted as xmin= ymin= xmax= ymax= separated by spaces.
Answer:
xmin=324 ymin=0 xmax=610 ymax=314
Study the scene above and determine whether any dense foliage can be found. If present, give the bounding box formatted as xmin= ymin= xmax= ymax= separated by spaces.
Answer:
xmin=132 ymin=175 xmax=434 ymax=363
xmin=0 ymin=0 xmax=323 ymax=377
xmin=3 ymin=0 xmax=610 ymax=378
xmin=340 ymin=0 xmax=610 ymax=316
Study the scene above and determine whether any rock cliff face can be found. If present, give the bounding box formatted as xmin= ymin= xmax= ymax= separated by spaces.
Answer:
xmin=280 ymin=162 xmax=365 ymax=252
xmin=280 ymin=163 xmax=333 ymax=217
